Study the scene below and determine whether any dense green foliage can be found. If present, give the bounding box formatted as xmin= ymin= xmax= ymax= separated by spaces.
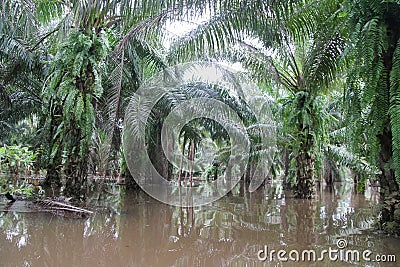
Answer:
xmin=0 ymin=145 xmax=41 ymax=199
xmin=1 ymin=0 xmax=400 ymax=234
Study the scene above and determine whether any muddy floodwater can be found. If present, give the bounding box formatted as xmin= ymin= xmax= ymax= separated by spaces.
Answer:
xmin=1 ymin=182 xmax=399 ymax=267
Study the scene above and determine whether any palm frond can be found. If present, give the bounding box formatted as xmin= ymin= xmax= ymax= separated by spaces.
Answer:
xmin=389 ymin=43 xmax=400 ymax=185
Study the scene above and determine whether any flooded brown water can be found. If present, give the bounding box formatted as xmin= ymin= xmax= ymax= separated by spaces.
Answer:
xmin=0 ymin=182 xmax=399 ymax=267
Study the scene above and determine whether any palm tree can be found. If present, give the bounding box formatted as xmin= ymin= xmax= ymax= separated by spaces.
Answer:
xmin=14 ymin=0 xmax=223 ymax=198
xmin=3 ymin=0 xmax=268 ymax=197
xmin=168 ymin=0 xmax=345 ymax=198
xmin=343 ymin=0 xmax=400 ymax=234
xmin=126 ymin=78 xmax=255 ymax=180
xmin=238 ymin=30 xmax=344 ymax=197
xmin=0 ymin=0 xmax=45 ymax=144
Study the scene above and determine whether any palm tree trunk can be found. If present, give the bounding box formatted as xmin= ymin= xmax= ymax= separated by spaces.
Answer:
xmin=64 ymin=125 xmax=88 ymax=198
xmin=378 ymin=129 xmax=400 ymax=234
xmin=178 ymin=137 xmax=186 ymax=186
xmin=125 ymin=169 xmax=139 ymax=190
xmin=379 ymin=21 xmax=400 ymax=234
xmin=294 ymin=134 xmax=315 ymax=199
xmin=149 ymin=120 xmax=172 ymax=182
xmin=189 ymin=140 xmax=195 ymax=186
xmin=63 ymin=65 xmax=95 ymax=198
xmin=294 ymin=94 xmax=315 ymax=199
xmin=282 ymin=148 xmax=292 ymax=190
xmin=44 ymin=159 xmax=62 ymax=188
xmin=44 ymin=106 xmax=62 ymax=190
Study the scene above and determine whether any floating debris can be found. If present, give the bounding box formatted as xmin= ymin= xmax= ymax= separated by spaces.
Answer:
xmin=29 ymin=199 xmax=93 ymax=218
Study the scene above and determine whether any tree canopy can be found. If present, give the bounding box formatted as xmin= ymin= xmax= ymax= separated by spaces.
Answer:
xmin=1 ymin=0 xmax=400 ymax=235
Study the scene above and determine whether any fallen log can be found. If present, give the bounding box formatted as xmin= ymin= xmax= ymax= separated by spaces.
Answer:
xmin=29 ymin=199 xmax=93 ymax=218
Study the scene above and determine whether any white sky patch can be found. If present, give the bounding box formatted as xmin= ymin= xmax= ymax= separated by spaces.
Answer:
xmin=218 ymin=60 xmax=245 ymax=72
xmin=163 ymin=11 xmax=273 ymax=74
xmin=164 ymin=9 xmax=211 ymax=49
xmin=164 ymin=19 xmax=244 ymax=73
xmin=164 ymin=18 xmax=247 ymax=72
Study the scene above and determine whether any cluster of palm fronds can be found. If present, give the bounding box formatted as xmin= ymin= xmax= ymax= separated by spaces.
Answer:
xmin=1 ymin=0 xmax=400 ymax=204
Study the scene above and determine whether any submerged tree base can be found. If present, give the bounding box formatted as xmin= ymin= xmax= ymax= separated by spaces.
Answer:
xmin=293 ymin=151 xmax=316 ymax=199
xmin=381 ymin=192 xmax=400 ymax=237
xmin=294 ymin=182 xmax=315 ymax=199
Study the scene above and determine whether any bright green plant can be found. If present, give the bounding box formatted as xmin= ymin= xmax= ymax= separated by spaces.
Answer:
xmin=341 ymin=0 xmax=400 ymax=234
xmin=42 ymin=29 xmax=110 ymax=197
xmin=0 ymin=145 xmax=43 ymax=200
xmin=0 ymin=145 xmax=37 ymax=181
